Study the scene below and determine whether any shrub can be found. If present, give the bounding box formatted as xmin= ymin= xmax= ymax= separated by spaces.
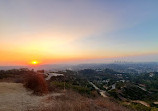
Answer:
xmin=24 ymin=73 xmax=48 ymax=95
xmin=129 ymin=102 xmax=151 ymax=111
xmin=108 ymin=89 xmax=120 ymax=100
xmin=50 ymin=81 xmax=92 ymax=96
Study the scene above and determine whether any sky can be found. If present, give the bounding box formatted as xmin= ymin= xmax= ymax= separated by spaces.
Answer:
xmin=0 ymin=0 xmax=158 ymax=65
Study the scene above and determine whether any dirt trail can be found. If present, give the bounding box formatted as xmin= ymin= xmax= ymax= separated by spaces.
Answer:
xmin=0 ymin=82 xmax=62 ymax=111
xmin=132 ymin=100 xmax=150 ymax=107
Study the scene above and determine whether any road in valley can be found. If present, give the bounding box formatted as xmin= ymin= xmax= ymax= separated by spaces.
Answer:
xmin=89 ymin=82 xmax=108 ymax=98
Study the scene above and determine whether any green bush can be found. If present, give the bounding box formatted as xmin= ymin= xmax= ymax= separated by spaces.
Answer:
xmin=51 ymin=81 xmax=91 ymax=95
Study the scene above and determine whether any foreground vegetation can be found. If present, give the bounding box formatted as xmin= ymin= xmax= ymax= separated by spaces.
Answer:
xmin=1 ymin=68 xmax=158 ymax=110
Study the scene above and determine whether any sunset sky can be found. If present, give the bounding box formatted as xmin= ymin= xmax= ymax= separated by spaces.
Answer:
xmin=0 ymin=0 xmax=158 ymax=65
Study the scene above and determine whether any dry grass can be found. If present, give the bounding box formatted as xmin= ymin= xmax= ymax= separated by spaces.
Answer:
xmin=34 ymin=91 xmax=131 ymax=111
xmin=0 ymin=82 xmax=131 ymax=111
xmin=94 ymin=98 xmax=131 ymax=111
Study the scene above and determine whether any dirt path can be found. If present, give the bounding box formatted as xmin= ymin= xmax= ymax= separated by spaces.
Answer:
xmin=0 ymin=82 xmax=62 ymax=111
xmin=89 ymin=81 xmax=108 ymax=98
xmin=132 ymin=100 xmax=150 ymax=107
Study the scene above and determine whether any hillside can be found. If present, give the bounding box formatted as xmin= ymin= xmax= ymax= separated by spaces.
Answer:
xmin=0 ymin=82 xmax=131 ymax=111
xmin=0 ymin=71 xmax=131 ymax=111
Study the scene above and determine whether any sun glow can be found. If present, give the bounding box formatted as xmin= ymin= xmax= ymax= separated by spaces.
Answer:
xmin=31 ymin=61 xmax=39 ymax=65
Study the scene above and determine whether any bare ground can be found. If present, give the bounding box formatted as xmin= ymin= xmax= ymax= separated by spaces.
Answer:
xmin=0 ymin=82 xmax=62 ymax=111
xmin=132 ymin=100 xmax=150 ymax=107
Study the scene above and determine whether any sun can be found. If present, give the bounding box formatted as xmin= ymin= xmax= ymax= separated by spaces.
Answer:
xmin=31 ymin=60 xmax=39 ymax=65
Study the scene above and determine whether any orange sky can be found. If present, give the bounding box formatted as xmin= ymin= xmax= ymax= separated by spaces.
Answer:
xmin=0 ymin=0 xmax=158 ymax=65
